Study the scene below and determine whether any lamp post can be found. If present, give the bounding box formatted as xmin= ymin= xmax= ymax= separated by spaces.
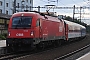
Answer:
xmin=4 ymin=0 xmax=5 ymax=14
xmin=13 ymin=0 xmax=16 ymax=13
xmin=21 ymin=0 xmax=25 ymax=12
xmin=80 ymin=7 xmax=82 ymax=22
xmin=73 ymin=5 xmax=75 ymax=21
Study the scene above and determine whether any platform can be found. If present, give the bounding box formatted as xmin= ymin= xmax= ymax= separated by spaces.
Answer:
xmin=0 ymin=40 xmax=6 ymax=47
xmin=76 ymin=52 xmax=90 ymax=60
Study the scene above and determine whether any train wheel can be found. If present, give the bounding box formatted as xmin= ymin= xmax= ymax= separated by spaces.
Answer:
xmin=36 ymin=42 xmax=45 ymax=50
xmin=53 ymin=40 xmax=62 ymax=47
xmin=41 ymin=43 xmax=45 ymax=50
xmin=55 ymin=40 xmax=62 ymax=47
xmin=6 ymin=44 xmax=14 ymax=52
xmin=58 ymin=40 xmax=62 ymax=46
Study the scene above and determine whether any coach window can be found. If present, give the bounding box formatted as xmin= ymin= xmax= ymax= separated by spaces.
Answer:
xmin=30 ymin=0 xmax=31 ymax=4
xmin=36 ymin=19 xmax=40 ymax=27
xmin=0 ymin=9 xmax=2 ymax=13
xmin=0 ymin=19 xmax=1 ymax=23
xmin=7 ymin=20 xmax=9 ymax=24
xmin=6 ymin=10 xmax=8 ymax=14
xmin=0 ymin=1 xmax=2 ymax=6
xmin=6 ymin=3 xmax=8 ymax=7
xmin=26 ymin=0 xmax=28 ymax=2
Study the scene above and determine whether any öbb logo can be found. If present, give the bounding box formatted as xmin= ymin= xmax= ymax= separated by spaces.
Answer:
xmin=16 ymin=33 xmax=23 ymax=36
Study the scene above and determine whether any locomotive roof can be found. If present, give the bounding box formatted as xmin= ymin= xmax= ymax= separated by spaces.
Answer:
xmin=13 ymin=12 xmax=38 ymax=15
xmin=12 ymin=11 xmax=59 ymax=22
xmin=13 ymin=11 xmax=57 ymax=18
xmin=64 ymin=20 xmax=86 ymax=29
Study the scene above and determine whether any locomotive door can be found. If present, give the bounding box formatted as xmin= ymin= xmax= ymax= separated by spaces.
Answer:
xmin=64 ymin=22 xmax=68 ymax=40
xmin=39 ymin=19 xmax=42 ymax=38
xmin=36 ymin=18 xmax=42 ymax=38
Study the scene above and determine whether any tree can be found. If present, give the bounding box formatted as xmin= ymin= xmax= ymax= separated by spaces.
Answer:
xmin=65 ymin=16 xmax=72 ymax=21
xmin=65 ymin=16 xmax=87 ymax=27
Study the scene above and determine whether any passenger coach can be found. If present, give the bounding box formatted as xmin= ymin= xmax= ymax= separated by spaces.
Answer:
xmin=64 ymin=20 xmax=86 ymax=40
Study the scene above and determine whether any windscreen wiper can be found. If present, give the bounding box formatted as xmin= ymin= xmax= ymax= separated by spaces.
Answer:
xmin=14 ymin=19 xmax=21 ymax=29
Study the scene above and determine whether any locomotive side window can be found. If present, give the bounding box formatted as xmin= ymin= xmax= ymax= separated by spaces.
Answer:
xmin=12 ymin=16 xmax=32 ymax=28
xmin=36 ymin=19 xmax=40 ymax=27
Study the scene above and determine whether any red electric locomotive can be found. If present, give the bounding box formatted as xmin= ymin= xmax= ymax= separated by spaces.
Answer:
xmin=6 ymin=11 xmax=66 ymax=50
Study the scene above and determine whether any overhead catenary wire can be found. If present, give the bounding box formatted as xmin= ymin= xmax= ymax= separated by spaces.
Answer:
xmin=39 ymin=0 xmax=72 ymax=14
xmin=70 ymin=0 xmax=82 ymax=14
xmin=83 ymin=0 xmax=90 ymax=7
xmin=40 ymin=0 xmax=49 ymax=3
xmin=54 ymin=0 xmax=73 ymax=14
xmin=82 ymin=0 xmax=90 ymax=16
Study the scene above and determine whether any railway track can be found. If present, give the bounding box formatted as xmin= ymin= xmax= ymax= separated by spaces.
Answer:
xmin=0 ymin=50 xmax=34 ymax=60
xmin=0 ymin=35 xmax=89 ymax=60
xmin=0 ymin=52 xmax=24 ymax=60
xmin=0 ymin=46 xmax=54 ymax=60
xmin=0 ymin=45 xmax=60 ymax=60
xmin=54 ymin=44 xmax=90 ymax=60
xmin=15 ymin=35 xmax=90 ymax=60
xmin=0 ymin=47 xmax=29 ymax=60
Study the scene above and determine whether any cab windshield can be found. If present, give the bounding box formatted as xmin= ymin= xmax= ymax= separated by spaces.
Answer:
xmin=12 ymin=16 xmax=32 ymax=28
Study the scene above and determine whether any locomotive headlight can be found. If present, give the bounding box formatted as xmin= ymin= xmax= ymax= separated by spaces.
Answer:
xmin=31 ymin=31 xmax=34 ymax=36
xmin=8 ymin=32 xmax=10 ymax=36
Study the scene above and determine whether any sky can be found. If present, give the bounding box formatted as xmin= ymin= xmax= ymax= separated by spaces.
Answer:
xmin=33 ymin=0 xmax=90 ymax=25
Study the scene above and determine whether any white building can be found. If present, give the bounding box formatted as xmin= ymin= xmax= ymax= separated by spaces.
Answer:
xmin=0 ymin=0 xmax=33 ymax=15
